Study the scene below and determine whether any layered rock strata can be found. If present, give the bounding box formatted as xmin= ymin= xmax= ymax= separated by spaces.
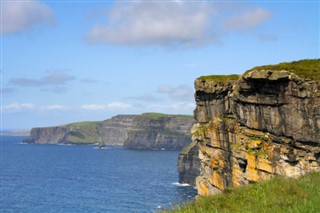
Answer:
xmin=123 ymin=114 xmax=195 ymax=150
xmin=26 ymin=113 xmax=195 ymax=150
xmin=190 ymin=62 xmax=320 ymax=195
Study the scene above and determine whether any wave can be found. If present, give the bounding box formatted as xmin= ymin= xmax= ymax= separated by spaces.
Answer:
xmin=19 ymin=142 xmax=29 ymax=145
xmin=93 ymin=147 xmax=110 ymax=150
xmin=172 ymin=182 xmax=191 ymax=187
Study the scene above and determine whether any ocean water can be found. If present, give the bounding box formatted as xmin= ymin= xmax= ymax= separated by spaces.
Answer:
xmin=0 ymin=136 xmax=197 ymax=213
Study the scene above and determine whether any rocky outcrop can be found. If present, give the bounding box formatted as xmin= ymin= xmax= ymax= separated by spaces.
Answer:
xmin=189 ymin=59 xmax=320 ymax=195
xmin=25 ymin=113 xmax=195 ymax=150
xmin=178 ymin=141 xmax=200 ymax=186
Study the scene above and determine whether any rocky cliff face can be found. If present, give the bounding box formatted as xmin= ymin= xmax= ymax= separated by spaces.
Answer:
xmin=98 ymin=115 xmax=137 ymax=146
xmin=26 ymin=126 xmax=71 ymax=144
xmin=188 ymin=60 xmax=320 ymax=195
xmin=25 ymin=121 xmax=101 ymax=144
xmin=123 ymin=114 xmax=195 ymax=150
xmin=26 ymin=113 xmax=195 ymax=150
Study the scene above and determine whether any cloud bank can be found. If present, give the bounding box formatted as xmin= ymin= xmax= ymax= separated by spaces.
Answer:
xmin=2 ymin=103 xmax=67 ymax=112
xmin=87 ymin=1 xmax=215 ymax=47
xmin=223 ymin=7 xmax=271 ymax=30
xmin=1 ymin=0 xmax=55 ymax=35
xmin=81 ymin=102 xmax=132 ymax=110
xmin=87 ymin=1 xmax=272 ymax=48
xmin=9 ymin=73 xmax=75 ymax=93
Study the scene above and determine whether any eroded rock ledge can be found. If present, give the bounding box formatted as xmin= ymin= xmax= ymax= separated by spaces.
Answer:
xmin=189 ymin=59 xmax=320 ymax=195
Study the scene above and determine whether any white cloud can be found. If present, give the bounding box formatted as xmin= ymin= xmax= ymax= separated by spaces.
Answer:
xmin=87 ymin=1 xmax=216 ymax=47
xmin=42 ymin=105 xmax=66 ymax=110
xmin=157 ymin=85 xmax=194 ymax=101
xmin=81 ymin=102 xmax=131 ymax=110
xmin=1 ymin=0 xmax=55 ymax=34
xmin=2 ymin=103 xmax=67 ymax=112
xmin=87 ymin=2 xmax=272 ymax=48
xmin=2 ymin=103 xmax=35 ymax=111
xmin=223 ymin=7 xmax=271 ymax=30
xmin=107 ymin=102 xmax=131 ymax=109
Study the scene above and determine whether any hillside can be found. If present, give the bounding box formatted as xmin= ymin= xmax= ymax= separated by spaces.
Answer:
xmin=165 ymin=172 xmax=320 ymax=213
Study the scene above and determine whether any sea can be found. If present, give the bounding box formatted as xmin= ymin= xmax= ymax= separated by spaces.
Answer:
xmin=0 ymin=136 xmax=197 ymax=213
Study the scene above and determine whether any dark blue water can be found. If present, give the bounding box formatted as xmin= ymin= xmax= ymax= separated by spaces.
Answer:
xmin=0 ymin=136 xmax=196 ymax=213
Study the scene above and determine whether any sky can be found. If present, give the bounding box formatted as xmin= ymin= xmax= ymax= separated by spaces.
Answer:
xmin=1 ymin=0 xmax=319 ymax=130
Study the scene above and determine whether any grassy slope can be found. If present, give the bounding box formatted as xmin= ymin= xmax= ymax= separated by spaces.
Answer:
xmin=66 ymin=121 xmax=101 ymax=143
xmin=164 ymin=172 xmax=320 ymax=213
xmin=197 ymin=74 xmax=239 ymax=83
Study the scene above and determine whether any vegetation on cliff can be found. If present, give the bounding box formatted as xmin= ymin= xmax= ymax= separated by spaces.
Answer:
xmin=197 ymin=74 xmax=239 ymax=83
xmin=139 ymin=112 xmax=194 ymax=120
xmin=247 ymin=59 xmax=320 ymax=80
xmin=66 ymin=121 xmax=101 ymax=143
xmin=165 ymin=172 xmax=320 ymax=213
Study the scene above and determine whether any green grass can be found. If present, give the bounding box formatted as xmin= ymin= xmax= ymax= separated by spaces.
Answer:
xmin=197 ymin=74 xmax=240 ymax=83
xmin=247 ymin=59 xmax=320 ymax=80
xmin=68 ymin=121 xmax=101 ymax=128
xmin=66 ymin=121 xmax=101 ymax=143
xmin=197 ymin=59 xmax=320 ymax=83
xmin=140 ymin=112 xmax=193 ymax=120
xmin=163 ymin=172 xmax=320 ymax=213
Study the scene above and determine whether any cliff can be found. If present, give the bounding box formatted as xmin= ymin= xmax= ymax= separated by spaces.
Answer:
xmin=26 ymin=113 xmax=195 ymax=150
xmin=183 ymin=59 xmax=320 ymax=195
xmin=123 ymin=113 xmax=195 ymax=150
xmin=25 ymin=121 xmax=101 ymax=144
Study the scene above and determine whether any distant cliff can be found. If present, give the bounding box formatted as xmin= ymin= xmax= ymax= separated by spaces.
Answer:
xmin=180 ymin=59 xmax=320 ymax=195
xmin=25 ymin=121 xmax=101 ymax=144
xmin=123 ymin=113 xmax=194 ymax=150
xmin=25 ymin=113 xmax=195 ymax=150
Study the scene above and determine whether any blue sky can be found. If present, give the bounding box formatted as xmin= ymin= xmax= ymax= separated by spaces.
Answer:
xmin=1 ymin=0 xmax=319 ymax=130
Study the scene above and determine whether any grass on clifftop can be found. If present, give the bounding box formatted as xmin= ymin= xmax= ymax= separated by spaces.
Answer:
xmin=197 ymin=74 xmax=239 ymax=83
xmin=140 ymin=113 xmax=193 ymax=120
xmin=163 ymin=172 xmax=320 ymax=213
xmin=66 ymin=121 xmax=101 ymax=143
xmin=248 ymin=59 xmax=320 ymax=80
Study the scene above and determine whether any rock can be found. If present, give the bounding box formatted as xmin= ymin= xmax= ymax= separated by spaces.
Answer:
xmin=190 ymin=59 xmax=320 ymax=196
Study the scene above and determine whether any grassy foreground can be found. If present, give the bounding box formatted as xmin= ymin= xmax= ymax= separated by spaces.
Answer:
xmin=163 ymin=172 xmax=320 ymax=213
